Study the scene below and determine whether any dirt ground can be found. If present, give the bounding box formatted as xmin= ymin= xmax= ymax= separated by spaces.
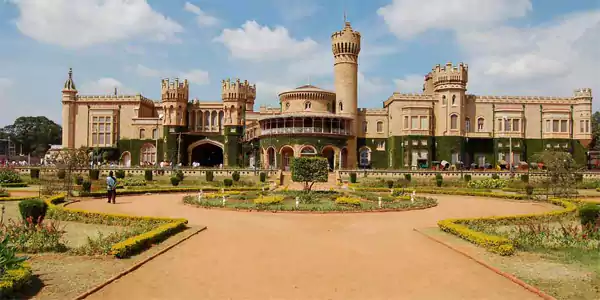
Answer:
xmin=68 ymin=193 xmax=559 ymax=300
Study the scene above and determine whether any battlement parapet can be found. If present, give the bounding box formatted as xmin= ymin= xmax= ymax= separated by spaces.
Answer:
xmin=221 ymin=78 xmax=256 ymax=101
xmin=358 ymin=108 xmax=387 ymax=115
xmin=475 ymin=95 xmax=574 ymax=101
xmin=574 ymin=88 xmax=592 ymax=99
xmin=161 ymin=78 xmax=188 ymax=91
xmin=331 ymin=22 xmax=361 ymax=57
xmin=430 ymin=62 xmax=468 ymax=90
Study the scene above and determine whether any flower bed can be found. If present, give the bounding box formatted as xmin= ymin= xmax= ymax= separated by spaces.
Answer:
xmin=44 ymin=194 xmax=188 ymax=258
xmin=80 ymin=187 xmax=262 ymax=197
xmin=437 ymin=198 xmax=577 ymax=256
xmin=0 ymin=262 xmax=32 ymax=297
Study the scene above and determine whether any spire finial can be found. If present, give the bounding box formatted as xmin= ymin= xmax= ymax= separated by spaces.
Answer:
xmin=344 ymin=10 xmax=347 ymax=23
xmin=68 ymin=68 xmax=73 ymax=79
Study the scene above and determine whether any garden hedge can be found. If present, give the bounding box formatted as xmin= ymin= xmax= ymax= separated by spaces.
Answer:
xmin=79 ymin=186 xmax=262 ymax=197
xmin=44 ymin=194 xmax=188 ymax=258
xmin=437 ymin=198 xmax=577 ymax=256
xmin=0 ymin=262 xmax=32 ymax=297
xmin=0 ymin=196 xmax=38 ymax=202
xmin=0 ymin=183 xmax=28 ymax=188
xmin=351 ymin=187 xmax=527 ymax=200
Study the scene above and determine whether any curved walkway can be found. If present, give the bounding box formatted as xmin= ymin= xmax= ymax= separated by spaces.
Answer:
xmin=71 ymin=194 xmax=557 ymax=300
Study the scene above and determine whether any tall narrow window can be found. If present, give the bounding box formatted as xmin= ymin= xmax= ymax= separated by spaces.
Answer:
xmin=411 ymin=116 xmax=419 ymax=129
xmin=139 ymin=128 xmax=146 ymax=139
xmin=363 ymin=121 xmax=368 ymax=133
xmin=420 ymin=117 xmax=428 ymax=130
xmin=586 ymin=120 xmax=590 ymax=133
xmin=553 ymin=120 xmax=559 ymax=132
xmin=498 ymin=119 xmax=503 ymax=131
xmin=512 ymin=119 xmax=520 ymax=132
xmin=504 ymin=119 xmax=511 ymax=132
xmin=451 ymin=95 xmax=456 ymax=106
xmin=477 ymin=118 xmax=484 ymax=131
xmin=560 ymin=120 xmax=567 ymax=132
xmin=376 ymin=121 xmax=383 ymax=133
xmin=580 ymin=120 xmax=585 ymax=133
xmin=442 ymin=95 xmax=447 ymax=105
xmin=546 ymin=120 xmax=551 ymax=132
xmin=403 ymin=116 xmax=409 ymax=129
xmin=152 ymin=128 xmax=158 ymax=139
xmin=465 ymin=118 xmax=471 ymax=132
xmin=339 ymin=102 xmax=343 ymax=112
xmin=450 ymin=114 xmax=458 ymax=130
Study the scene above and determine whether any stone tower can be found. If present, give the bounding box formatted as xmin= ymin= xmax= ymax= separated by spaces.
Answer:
xmin=61 ymin=68 xmax=77 ymax=148
xmin=431 ymin=62 xmax=468 ymax=136
xmin=221 ymin=78 xmax=256 ymax=166
xmin=332 ymin=20 xmax=361 ymax=168
xmin=161 ymin=78 xmax=189 ymax=126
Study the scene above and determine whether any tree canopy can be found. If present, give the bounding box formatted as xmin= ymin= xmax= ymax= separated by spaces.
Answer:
xmin=0 ymin=116 xmax=62 ymax=157
xmin=290 ymin=157 xmax=329 ymax=191
xmin=589 ymin=111 xmax=600 ymax=151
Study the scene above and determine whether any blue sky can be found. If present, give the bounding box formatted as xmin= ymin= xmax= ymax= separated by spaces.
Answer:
xmin=0 ymin=0 xmax=599 ymax=126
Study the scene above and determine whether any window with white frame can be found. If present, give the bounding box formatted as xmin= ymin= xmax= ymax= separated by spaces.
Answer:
xmin=376 ymin=141 xmax=385 ymax=150
xmin=403 ymin=116 xmax=409 ymax=129
xmin=140 ymin=143 xmax=156 ymax=165
xmin=420 ymin=116 xmax=429 ymax=130
xmin=359 ymin=147 xmax=370 ymax=167
xmin=580 ymin=120 xmax=585 ymax=133
xmin=152 ymin=129 xmax=158 ymax=139
xmin=91 ymin=116 xmax=114 ymax=146
xmin=477 ymin=118 xmax=484 ymax=131
xmin=376 ymin=121 xmax=383 ymax=133
xmin=465 ymin=117 xmax=470 ymax=132
xmin=139 ymin=128 xmax=146 ymax=139
xmin=498 ymin=118 xmax=521 ymax=132
xmin=411 ymin=116 xmax=419 ymax=129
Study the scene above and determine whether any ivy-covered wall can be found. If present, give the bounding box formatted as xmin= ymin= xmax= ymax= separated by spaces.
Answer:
xmin=434 ymin=136 xmax=463 ymax=163
xmin=357 ymin=138 xmax=388 ymax=169
xmin=224 ymin=125 xmax=243 ymax=167
xmin=464 ymin=138 xmax=494 ymax=166
xmin=117 ymin=139 xmax=164 ymax=166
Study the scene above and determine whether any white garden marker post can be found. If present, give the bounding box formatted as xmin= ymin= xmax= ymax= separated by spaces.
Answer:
xmin=411 ymin=191 xmax=416 ymax=204
xmin=390 ymin=188 xmax=393 ymax=196
xmin=222 ymin=195 xmax=226 ymax=206
xmin=378 ymin=197 xmax=382 ymax=208
xmin=295 ymin=197 xmax=300 ymax=209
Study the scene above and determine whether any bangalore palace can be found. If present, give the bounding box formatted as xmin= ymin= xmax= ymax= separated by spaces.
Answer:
xmin=60 ymin=21 xmax=593 ymax=170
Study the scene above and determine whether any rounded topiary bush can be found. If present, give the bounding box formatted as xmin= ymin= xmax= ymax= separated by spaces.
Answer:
xmin=491 ymin=173 xmax=500 ymax=180
xmin=521 ymin=174 xmax=529 ymax=183
xmin=232 ymin=171 xmax=240 ymax=182
xmin=206 ymin=171 xmax=214 ymax=182
xmin=89 ymin=169 xmax=100 ymax=180
xmin=525 ymin=184 xmax=534 ymax=196
xmin=259 ymin=172 xmax=267 ymax=183
xmin=386 ymin=180 xmax=394 ymax=189
xmin=82 ymin=180 xmax=92 ymax=193
xmin=464 ymin=174 xmax=472 ymax=182
xmin=30 ymin=168 xmax=40 ymax=179
xmin=18 ymin=199 xmax=48 ymax=225
xmin=73 ymin=175 xmax=84 ymax=185
xmin=174 ymin=170 xmax=184 ymax=181
xmin=349 ymin=172 xmax=357 ymax=183
xmin=575 ymin=173 xmax=583 ymax=183
xmin=57 ymin=169 xmax=66 ymax=180
xmin=435 ymin=174 xmax=443 ymax=187
xmin=579 ymin=203 xmax=600 ymax=227
xmin=115 ymin=170 xmax=126 ymax=179
xmin=144 ymin=170 xmax=153 ymax=181
xmin=224 ymin=178 xmax=233 ymax=187
xmin=170 ymin=176 xmax=180 ymax=186
xmin=404 ymin=174 xmax=412 ymax=182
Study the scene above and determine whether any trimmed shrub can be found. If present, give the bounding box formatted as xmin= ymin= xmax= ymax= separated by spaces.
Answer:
xmin=144 ymin=170 xmax=153 ymax=181
xmin=404 ymin=174 xmax=412 ymax=182
xmin=0 ymin=168 xmax=22 ymax=183
xmin=174 ymin=170 xmax=184 ymax=181
xmin=578 ymin=203 xmax=600 ymax=227
xmin=335 ymin=196 xmax=361 ymax=206
xmin=115 ymin=170 xmax=126 ymax=179
xmin=73 ymin=175 xmax=84 ymax=185
xmin=89 ymin=169 xmax=100 ymax=180
xmin=520 ymin=174 xmax=529 ymax=183
xmin=170 ymin=176 xmax=180 ymax=186
xmin=29 ymin=168 xmax=40 ymax=179
xmin=259 ymin=172 xmax=267 ymax=183
xmin=232 ymin=171 xmax=240 ymax=182
xmin=82 ymin=180 xmax=92 ymax=193
xmin=464 ymin=174 xmax=472 ymax=182
xmin=253 ymin=196 xmax=284 ymax=205
xmin=18 ymin=199 xmax=48 ymax=225
xmin=491 ymin=173 xmax=500 ymax=180
xmin=386 ymin=180 xmax=394 ymax=189
xmin=206 ymin=171 xmax=214 ymax=182
xmin=223 ymin=178 xmax=233 ymax=187
xmin=525 ymin=184 xmax=534 ymax=196
xmin=349 ymin=172 xmax=357 ymax=183
xmin=435 ymin=174 xmax=443 ymax=187
xmin=57 ymin=169 xmax=66 ymax=180
xmin=575 ymin=173 xmax=583 ymax=183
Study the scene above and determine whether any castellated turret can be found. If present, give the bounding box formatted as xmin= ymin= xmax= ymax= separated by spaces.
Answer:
xmin=573 ymin=88 xmax=592 ymax=100
xmin=431 ymin=62 xmax=468 ymax=92
xmin=161 ymin=78 xmax=189 ymax=126
xmin=221 ymin=78 xmax=256 ymax=126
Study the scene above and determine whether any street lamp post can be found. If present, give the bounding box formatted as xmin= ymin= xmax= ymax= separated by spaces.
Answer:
xmin=155 ymin=114 xmax=164 ymax=167
xmin=503 ymin=116 xmax=512 ymax=172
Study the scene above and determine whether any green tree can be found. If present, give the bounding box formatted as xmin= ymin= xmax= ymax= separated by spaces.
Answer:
xmin=0 ymin=116 xmax=62 ymax=157
xmin=532 ymin=150 xmax=581 ymax=198
xmin=290 ymin=157 xmax=328 ymax=191
xmin=589 ymin=111 xmax=600 ymax=150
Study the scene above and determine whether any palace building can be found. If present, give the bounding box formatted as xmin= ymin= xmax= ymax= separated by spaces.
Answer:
xmin=61 ymin=21 xmax=593 ymax=170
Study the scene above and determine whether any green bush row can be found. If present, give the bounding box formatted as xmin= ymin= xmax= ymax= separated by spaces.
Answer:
xmin=80 ymin=186 xmax=263 ymax=197
xmin=0 ymin=183 xmax=28 ymax=188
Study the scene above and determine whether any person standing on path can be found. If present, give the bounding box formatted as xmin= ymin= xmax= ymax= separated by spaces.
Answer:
xmin=106 ymin=171 xmax=117 ymax=204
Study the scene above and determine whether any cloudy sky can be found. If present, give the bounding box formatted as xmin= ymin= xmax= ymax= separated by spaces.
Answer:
xmin=0 ymin=0 xmax=599 ymax=126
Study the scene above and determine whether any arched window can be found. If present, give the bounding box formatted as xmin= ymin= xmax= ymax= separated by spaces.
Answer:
xmin=477 ymin=118 xmax=484 ymax=131
xmin=442 ymin=95 xmax=447 ymax=105
xmin=339 ymin=102 xmax=343 ymax=111
xmin=300 ymin=146 xmax=317 ymax=155
xmin=465 ymin=118 xmax=470 ymax=132
xmin=452 ymin=95 xmax=456 ymax=105
xmin=139 ymin=128 xmax=146 ymax=139
xmin=285 ymin=102 xmax=290 ymax=110
xmin=376 ymin=121 xmax=384 ymax=133
xmin=152 ymin=128 xmax=158 ymax=139
xmin=140 ymin=143 xmax=156 ymax=165
xmin=304 ymin=101 xmax=311 ymax=110
xmin=362 ymin=121 xmax=368 ymax=133
xmin=359 ymin=147 xmax=371 ymax=167
xmin=450 ymin=114 xmax=458 ymax=130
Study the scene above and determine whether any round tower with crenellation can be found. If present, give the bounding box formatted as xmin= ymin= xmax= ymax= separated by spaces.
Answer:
xmin=221 ymin=78 xmax=256 ymax=167
xmin=332 ymin=20 xmax=361 ymax=168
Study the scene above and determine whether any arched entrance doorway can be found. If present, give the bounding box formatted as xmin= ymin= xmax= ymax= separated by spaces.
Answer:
xmin=341 ymin=148 xmax=348 ymax=169
xmin=120 ymin=151 xmax=131 ymax=167
xmin=280 ymin=146 xmax=294 ymax=171
xmin=188 ymin=140 xmax=224 ymax=167
xmin=322 ymin=146 xmax=335 ymax=171
xmin=266 ymin=147 xmax=276 ymax=169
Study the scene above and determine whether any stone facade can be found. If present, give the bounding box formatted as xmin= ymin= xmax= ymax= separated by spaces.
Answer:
xmin=61 ymin=22 xmax=593 ymax=169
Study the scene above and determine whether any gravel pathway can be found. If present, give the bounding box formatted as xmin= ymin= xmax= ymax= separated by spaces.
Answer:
xmin=71 ymin=193 xmax=558 ymax=300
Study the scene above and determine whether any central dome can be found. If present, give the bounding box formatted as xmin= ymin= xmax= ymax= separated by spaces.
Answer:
xmin=279 ymin=85 xmax=336 ymax=114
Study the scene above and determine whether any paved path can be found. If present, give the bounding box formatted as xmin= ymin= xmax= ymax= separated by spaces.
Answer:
xmin=71 ymin=194 xmax=557 ymax=300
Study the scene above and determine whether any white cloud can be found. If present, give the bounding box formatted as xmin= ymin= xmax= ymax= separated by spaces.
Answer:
xmin=393 ymin=75 xmax=424 ymax=93
xmin=377 ymin=0 xmax=532 ymax=39
xmin=80 ymin=78 xmax=134 ymax=95
xmin=184 ymin=2 xmax=219 ymax=27
xmin=136 ymin=64 xmax=161 ymax=77
xmin=274 ymin=0 xmax=320 ymax=21
xmin=9 ymin=0 xmax=183 ymax=48
xmin=180 ymin=69 xmax=210 ymax=85
xmin=215 ymin=21 xmax=319 ymax=62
